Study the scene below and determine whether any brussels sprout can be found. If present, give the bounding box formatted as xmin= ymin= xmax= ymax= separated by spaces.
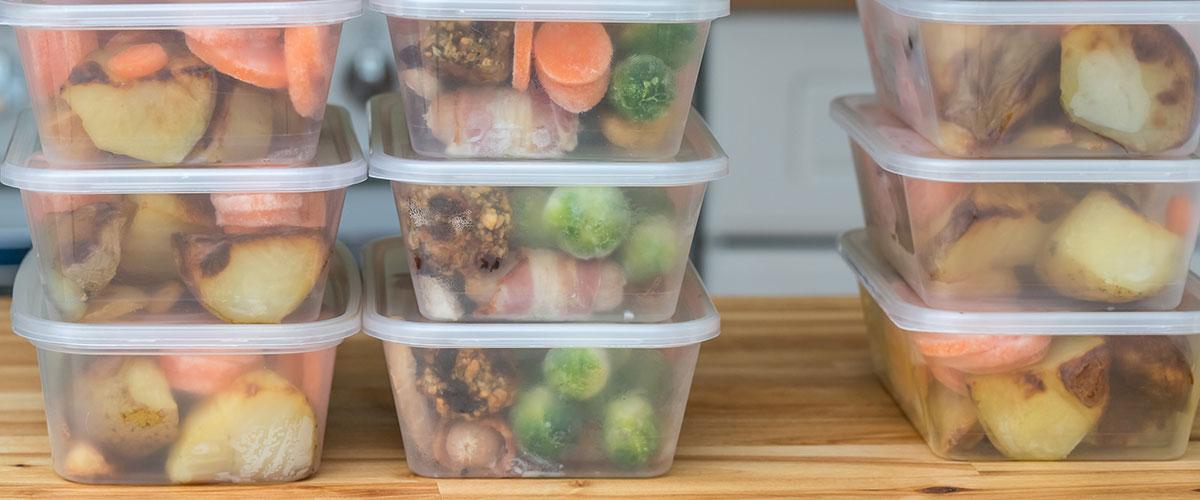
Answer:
xmin=619 ymin=215 xmax=679 ymax=284
xmin=543 ymin=187 xmax=633 ymax=259
xmin=625 ymin=188 xmax=676 ymax=221
xmin=511 ymin=187 xmax=556 ymax=247
xmin=608 ymin=55 xmax=677 ymax=123
xmin=617 ymin=24 xmax=699 ymax=68
xmin=511 ymin=386 xmax=580 ymax=461
xmin=544 ymin=348 xmax=611 ymax=400
xmin=602 ymin=393 xmax=660 ymax=468
xmin=607 ymin=349 xmax=672 ymax=403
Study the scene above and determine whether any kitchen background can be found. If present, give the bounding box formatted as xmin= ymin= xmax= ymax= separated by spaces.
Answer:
xmin=0 ymin=2 xmax=870 ymax=295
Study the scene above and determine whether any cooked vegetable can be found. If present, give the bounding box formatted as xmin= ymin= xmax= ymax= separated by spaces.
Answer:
xmin=510 ymin=386 xmax=579 ymax=461
xmin=602 ymin=393 xmax=660 ymax=468
xmin=73 ymin=358 xmax=179 ymax=460
xmin=544 ymin=348 xmax=611 ymax=400
xmin=510 ymin=187 xmax=556 ymax=247
xmin=607 ymin=55 xmax=676 ymax=123
xmin=619 ymin=215 xmax=679 ymax=284
xmin=617 ymin=24 xmax=698 ymax=68
xmin=532 ymin=22 xmax=612 ymax=86
xmin=543 ymin=187 xmax=633 ymax=259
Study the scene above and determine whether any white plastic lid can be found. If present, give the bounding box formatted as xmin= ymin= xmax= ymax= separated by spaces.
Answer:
xmin=2 ymin=106 xmax=367 ymax=194
xmin=868 ymin=0 xmax=1200 ymax=24
xmin=368 ymin=93 xmax=729 ymax=187
xmin=0 ymin=0 xmax=361 ymax=29
xmin=369 ymin=0 xmax=728 ymax=23
xmin=361 ymin=236 xmax=721 ymax=348
xmin=830 ymin=95 xmax=1200 ymax=183
xmin=839 ymin=228 xmax=1200 ymax=336
xmin=11 ymin=243 xmax=362 ymax=354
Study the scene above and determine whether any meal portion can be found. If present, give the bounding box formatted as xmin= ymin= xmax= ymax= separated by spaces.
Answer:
xmin=16 ymin=26 xmax=340 ymax=166
xmin=394 ymin=184 xmax=703 ymax=322
xmin=26 ymin=190 xmax=343 ymax=324
xmin=384 ymin=344 xmax=697 ymax=477
xmin=42 ymin=350 xmax=334 ymax=484
xmin=388 ymin=19 xmax=707 ymax=159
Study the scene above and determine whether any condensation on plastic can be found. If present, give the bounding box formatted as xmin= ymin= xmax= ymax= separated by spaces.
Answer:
xmin=839 ymin=228 xmax=1200 ymax=336
xmin=2 ymin=107 xmax=367 ymax=194
xmin=830 ymin=95 xmax=1200 ymax=183
xmin=10 ymin=243 xmax=362 ymax=354
xmin=0 ymin=0 xmax=361 ymax=29
xmin=361 ymin=236 xmax=721 ymax=348
xmin=367 ymin=93 xmax=730 ymax=187
xmin=868 ymin=0 xmax=1200 ymax=24
xmin=368 ymin=0 xmax=728 ymax=23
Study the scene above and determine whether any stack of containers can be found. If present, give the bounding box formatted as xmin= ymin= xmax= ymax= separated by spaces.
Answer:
xmin=836 ymin=0 xmax=1200 ymax=461
xmin=363 ymin=0 xmax=730 ymax=477
xmin=0 ymin=0 xmax=366 ymax=484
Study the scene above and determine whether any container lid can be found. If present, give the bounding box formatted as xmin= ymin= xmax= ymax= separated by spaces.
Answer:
xmin=0 ymin=0 xmax=361 ymax=29
xmin=11 ymin=242 xmax=362 ymax=354
xmin=830 ymin=94 xmax=1200 ymax=183
xmin=367 ymin=93 xmax=729 ymax=187
xmin=867 ymin=0 xmax=1200 ymax=24
xmin=2 ymin=106 xmax=367 ymax=194
xmin=838 ymin=228 xmax=1200 ymax=336
xmin=368 ymin=0 xmax=728 ymax=23
xmin=361 ymin=236 xmax=721 ymax=348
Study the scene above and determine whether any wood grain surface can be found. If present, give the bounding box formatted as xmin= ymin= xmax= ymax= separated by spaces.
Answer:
xmin=1 ymin=296 xmax=1199 ymax=498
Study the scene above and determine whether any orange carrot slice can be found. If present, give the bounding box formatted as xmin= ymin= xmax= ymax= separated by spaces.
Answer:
xmin=16 ymin=29 xmax=99 ymax=101
xmin=210 ymin=192 xmax=328 ymax=233
xmin=284 ymin=26 xmax=338 ymax=119
xmin=539 ymin=67 xmax=609 ymax=113
xmin=159 ymin=354 xmax=266 ymax=395
xmin=103 ymin=30 xmax=175 ymax=49
xmin=938 ymin=335 xmax=1051 ymax=375
xmin=512 ymin=22 xmax=535 ymax=92
xmin=180 ymin=27 xmax=282 ymax=47
xmin=911 ymin=332 xmax=998 ymax=359
xmin=185 ymin=33 xmax=287 ymax=89
xmin=532 ymin=22 xmax=612 ymax=86
xmin=1166 ymin=195 xmax=1193 ymax=236
xmin=106 ymin=43 xmax=168 ymax=80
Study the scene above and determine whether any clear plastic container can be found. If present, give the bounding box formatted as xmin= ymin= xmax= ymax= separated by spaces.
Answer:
xmin=1 ymin=106 xmax=367 ymax=324
xmin=0 ymin=0 xmax=360 ymax=167
xmin=368 ymin=93 xmax=728 ymax=322
xmin=857 ymin=0 xmax=1200 ymax=158
xmin=370 ymin=0 xmax=728 ymax=160
xmin=840 ymin=228 xmax=1200 ymax=461
xmin=12 ymin=241 xmax=361 ymax=484
xmin=362 ymin=236 xmax=719 ymax=477
xmin=833 ymin=94 xmax=1200 ymax=312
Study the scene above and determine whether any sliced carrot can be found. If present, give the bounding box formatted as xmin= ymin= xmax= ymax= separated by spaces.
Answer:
xmin=185 ymin=33 xmax=287 ymax=89
xmin=512 ymin=22 xmax=535 ymax=92
xmin=180 ymin=27 xmax=282 ymax=47
xmin=539 ymin=67 xmax=609 ymax=113
xmin=928 ymin=361 xmax=968 ymax=397
xmin=1166 ymin=195 xmax=1193 ymax=236
xmin=15 ymin=29 xmax=99 ymax=101
xmin=910 ymin=332 xmax=998 ymax=359
xmin=284 ymin=26 xmax=338 ymax=119
xmin=532 ymin=22 xmax=612 ymax=86
xmin=939 ymin=335 xmax=1051 ymax=375
xmin=106 ymin=43 xmax=168 ymax=80
xmin=103 ymin=30 xmax=175 ymax=49
xmin=210 ymin=192 xmax=328 ymax=233
xmin=159 ymin=354 xmax=266 ymax=395
xmin=269 ymin=350 xmax=334 ymax=411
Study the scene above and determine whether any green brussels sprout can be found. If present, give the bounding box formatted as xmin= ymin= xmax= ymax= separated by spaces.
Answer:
xmin=619 ymin=215 xmax=679 ymax=284
xmin=602 ymin=393 xmax=660 ymax=468
xmin=608 ymin=55 xmax=677 ymax=123
xmin=625 ymin=188 xmax=676 ymax=221
xmin=617 ymin=24 xmax=699 ymax=68
xmin=607 ymin=349 xmax=672 ymax=403
xmin=543 ymin=187 xmax=633 ymax=259
xmin=511 ymin=386 xmax=580 ymax=461
xmin=511 ymin=187 xmax=556 ymax=247
xmin=544 ymin=348 xmax=611 ymax=400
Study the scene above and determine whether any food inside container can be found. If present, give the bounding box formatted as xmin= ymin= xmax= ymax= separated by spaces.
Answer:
xmin=1 ymin=106 xmax=367 ymax=324
xmin=833 ymin=94 xmax=1200 ymax=311
xmin=11 ymin=242 xmax=361 ymax=484
xmin=841 ymin=228 xmax=1200 ymax=461
xmin=857 ymin=0 xmax=1200 ymax=157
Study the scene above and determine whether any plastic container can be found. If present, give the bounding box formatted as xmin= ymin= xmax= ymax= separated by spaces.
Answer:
xmin=841 ymin=228 xmax=1200 ymax=461
xmin=12 ymin=241 xmax=361 ymax=484
xmin=371 ymin=0 xmax=729 ymax=160
xmin=0 ymin=0 xmax=360 ymax=167
xmin=833 ymin=94 xmax=1200 ymax=312
xmin=362 ymin=236 xmax=719 ymax=477
xmin=1 ymin=105 xmax=367 ymax=325
xmin=368 ymin=93 xmax=728 ymax=322
xmin=857 ymin=0 xmax=1200 ymax=158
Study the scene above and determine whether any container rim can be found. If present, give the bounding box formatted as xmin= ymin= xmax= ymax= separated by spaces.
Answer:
xmin=830 ymin=94 xmax=1200 ymax=183
xmin=360 ymin=236 xmax=721 ymax=348
xmin=838 ymin=228 xmax=1200 ymax=336
xmin=2 ymin=106 xmax=368 ymax=194
xmin=868 ymin=0 xmax=1200 ymax=24
xmin=0 ymin=0 xmax=361 ymax=28
xmin=10 ymin=242 xmax=363 ymax=353
xmin=368 ymin=0 xmax=729 ymax=22
xmin=367 ymin=93 xmax=730 ymax=187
